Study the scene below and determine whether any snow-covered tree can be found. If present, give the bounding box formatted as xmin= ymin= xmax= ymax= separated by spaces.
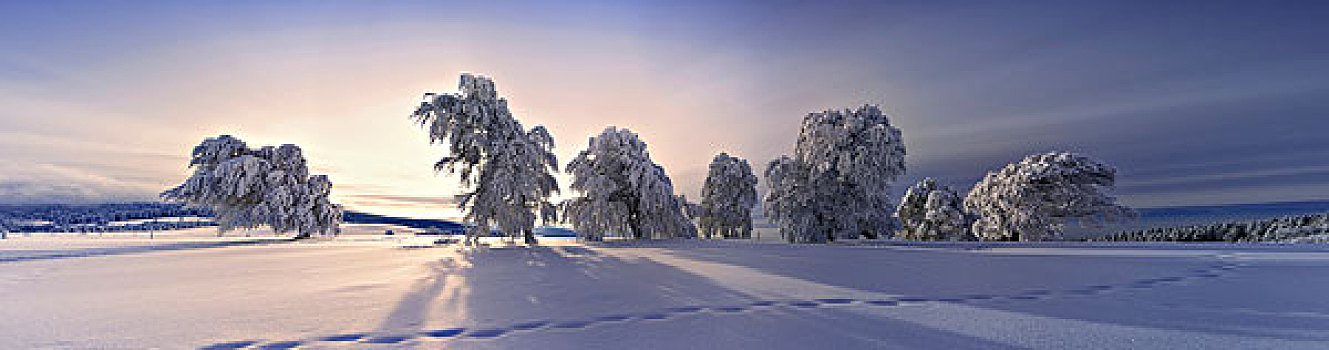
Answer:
xmin=895 ymin=178 xmax=970 ymax=240
xmin=964 ymin=152 xmax=1135 ymax=241
xmin=922 ymin=188 xmax=970 ymax=240
xmin=161 ymin=135 xmax=342 ymax=238
xmin=699 ymin=153 xmax=758 ymax=239
xmin=762 ymin=156 xmax=819 ymax=243
xmin=563 ymin=127 xmax=696 ymax=241
xmin=411 ymin=73 xmax=560 ymax=245
xmin=764 ymin=105 xmax=907 ymax=243
xmin=895 ymin=179 xmax=934 ymax=237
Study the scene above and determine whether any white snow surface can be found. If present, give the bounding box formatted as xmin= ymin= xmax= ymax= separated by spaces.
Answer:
xmin=2 ymin=229 xmax=1328 ymax=349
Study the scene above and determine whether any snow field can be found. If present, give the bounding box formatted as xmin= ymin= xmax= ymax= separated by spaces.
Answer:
xmin=2 ymin=235 xmax=1327 ymax=349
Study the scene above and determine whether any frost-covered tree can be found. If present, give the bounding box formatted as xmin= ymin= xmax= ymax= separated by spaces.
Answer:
xmin=762 ymin=156 xmax=818 ymax=243
xmin=564 ymin=127 xmax=696 ymax=241
xmin=411 ymin=73 xmax=559 ymax=245
xmin=964 ymin=152 xmax=1135 ymax=241
xmin=896 ymin=178 xmax=970 ymax=240
xmin=895 ymin=179 xmax=935 ymax=237
xmin=678 ymin=195 xmax=703 ymax=220
xmin=161 ymin=135 xmax=342 ymax=238
xmin=764 ymin=105 xmax=907 ymax=243
xmin=922 ymin=188 xmax=970 ymax=240
xmin=699 ymin=153 xmax=758 ymax=239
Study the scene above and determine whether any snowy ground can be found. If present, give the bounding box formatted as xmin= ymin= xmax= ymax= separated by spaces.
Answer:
xmin=2 ymin=229 xmax=1328 ymax=349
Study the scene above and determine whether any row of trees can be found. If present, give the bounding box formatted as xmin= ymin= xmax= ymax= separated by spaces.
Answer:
xmin=0 ymin=203 xmax=216 ymax=238
xmin=754 ymin=105 xmax=1134 ymax=242
xmin=413 ymin=74 xmax=703 ymax=243
xmin=1095 ymin=212 xmax=1329 ymax=243
xmin=892 ymin=153 xmax=1136 ymax=242
xmin=159 ymin=73 xmax=1135 ymax=243
xmin=0 ymin=203 xmax=211 ymax=226
xmin=414 ymin=74 xmax=1137 ymax=243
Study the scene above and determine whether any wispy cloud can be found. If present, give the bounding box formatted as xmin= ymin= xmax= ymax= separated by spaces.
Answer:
xmin=0 ymin=162 xmax=161 ymax=203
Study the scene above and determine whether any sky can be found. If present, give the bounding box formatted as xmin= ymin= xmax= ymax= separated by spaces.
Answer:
xmin=1 ymin=0 xmax=1327 ymax=219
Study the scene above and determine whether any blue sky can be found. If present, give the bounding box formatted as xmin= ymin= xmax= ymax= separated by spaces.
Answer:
xmin=1 ymin=1 xmax=1327 ymax=217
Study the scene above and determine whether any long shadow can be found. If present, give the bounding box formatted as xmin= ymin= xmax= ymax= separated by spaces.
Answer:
xmin=372 ymin=257 xmax=466 ymax=334
xmin=434 ymin=245 xmax=1018 ymax=348
xmin=0 ymin=238 xmax=294 ymax=264
xmin=452 ymin=245 xmax=759 ymax=324
xmin=206 ymin=244 xmax=1019 ymax=348
xmin=652 ymin=243 xmax=1329 ymax=342
xmin=200 ymin=241 xmax=1328 ymax=348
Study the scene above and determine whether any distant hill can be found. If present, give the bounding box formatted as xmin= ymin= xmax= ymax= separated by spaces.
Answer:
xmin=340 ymin=211 xmax=466 ymax=233
xmin=341 ymin=211 xmax=581 ymax=236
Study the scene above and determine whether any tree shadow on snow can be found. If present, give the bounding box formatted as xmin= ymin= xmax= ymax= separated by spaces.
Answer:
xmin=203 ymin=243 xmax=1086 ymax=349
xmin=435 ymin=244 xmax=1027 ymax=348
xmin=648 ymin=244 xmax=1329 ymax=342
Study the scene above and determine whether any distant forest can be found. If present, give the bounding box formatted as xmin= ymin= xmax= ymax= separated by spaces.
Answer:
xmin=0 ymin=203 xmax=215 ymax=233
xmin=1094 ymin=212 xmax=1329 ymax=243
xmin=0 ymin=203 xmax=465 ymax=234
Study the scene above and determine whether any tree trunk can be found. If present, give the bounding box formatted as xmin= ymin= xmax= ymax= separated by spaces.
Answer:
xmin=630 ymin=219 xmax=643 ymax=240
xmin=628 ymin=201 xmax=644 ymax=240
xmin=524 ymin=229 xmax=538 ymax=245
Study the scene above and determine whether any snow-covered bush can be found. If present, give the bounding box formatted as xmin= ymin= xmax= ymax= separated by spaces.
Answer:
xmin=563 ymin=127 xmax=696 ymax=241
xmin=964 ymin=152 xmax=1134 ymax=241
xmin=764 ymin=105 xmax=907 ymax=243
xmin=161 ymin=135 xmax=342 ymax=238
xmin=411 ymin=73 xmax=560 ymax=245
xmin=699 ymin=153 xmax=759 ymax=239
xmin=896 ymin=178 xmax=970 ymax=240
